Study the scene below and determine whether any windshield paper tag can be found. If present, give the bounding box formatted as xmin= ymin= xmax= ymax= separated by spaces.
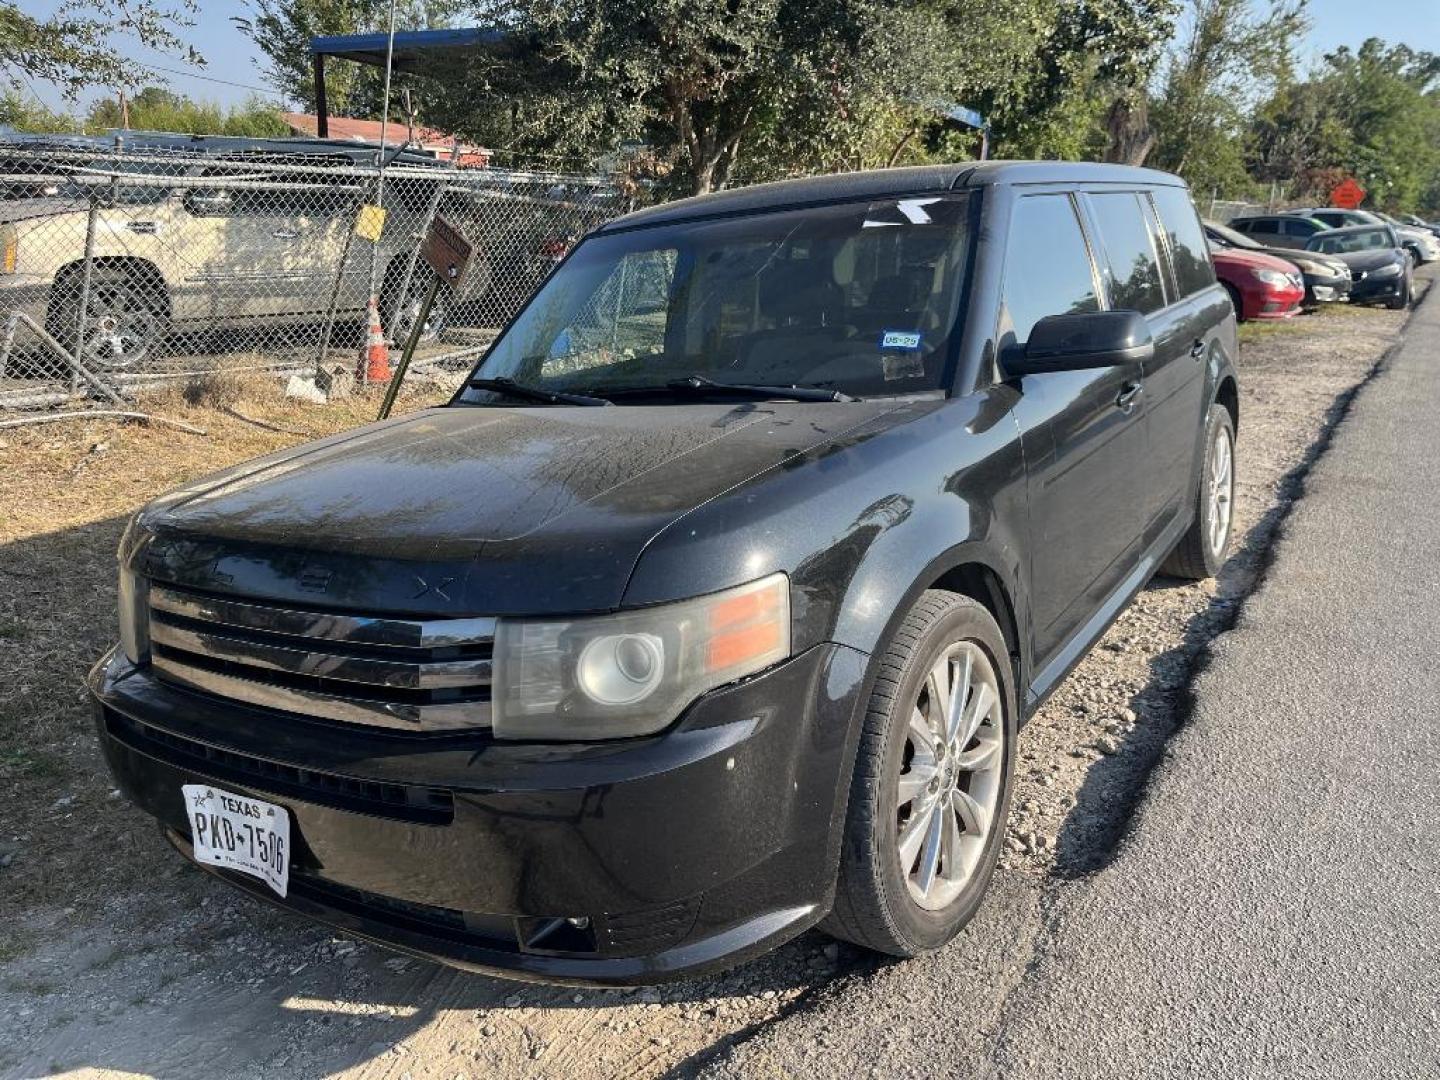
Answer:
xmin=881 ymin=330 xmax=922 ymax=350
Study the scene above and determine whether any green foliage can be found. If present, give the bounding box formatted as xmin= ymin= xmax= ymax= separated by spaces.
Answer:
xmin=1149 ymin=0 xmax=1309 ymax=199
xmin=0 ymin=1 xmax=202 ymax=99
xmin=84 ymin=88 xmax=291 ymax=137
xmin=241 ymin=0 xmax=466 ymax=117
xmin=0 ymin=91 xmax=76 ymax=134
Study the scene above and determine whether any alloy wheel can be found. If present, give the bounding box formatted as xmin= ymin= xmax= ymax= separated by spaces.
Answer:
xmin=1208 ymin=426 xmax=1234 ymax=556
xmin=895 ymin=641 xmax=1004 ymax=911
xmin=79 ymin=286 xmax=157 ymax=370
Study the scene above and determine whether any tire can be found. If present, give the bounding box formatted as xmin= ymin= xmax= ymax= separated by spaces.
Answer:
xmin=1386 ymin=271 xmax=1412 ymax=310
xmin=1222 ymin=281 xmax=1245 ymax=323
xmin=46 ymin=268 xmax=166 ymax=371
xmin=1161 ymin=403 xmax=1236 ymax=580
xmin=824 ymin=591 xmax=1017 ymax=957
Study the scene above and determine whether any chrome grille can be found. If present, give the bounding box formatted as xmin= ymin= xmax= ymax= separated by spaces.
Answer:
xmin=147 ymin=585 xmax=494 ymax=733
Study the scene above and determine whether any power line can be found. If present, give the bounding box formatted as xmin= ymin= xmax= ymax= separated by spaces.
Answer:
xmin=126 ymin=61 xmax=281 ymax=99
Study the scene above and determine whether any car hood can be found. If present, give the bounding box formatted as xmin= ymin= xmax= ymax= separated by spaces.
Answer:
xmin=1323 ymin=248 xmax=1404 ymax=272
xmin=0 ymin=196 xmax=86 ymax=224
xmin=1249 ymin=245 xmax=1345 ymax=275
xmin=1210 ymin=247 xmax=1300 ymax=274
xmin=134 ymin=401 xmax=911 ymax=615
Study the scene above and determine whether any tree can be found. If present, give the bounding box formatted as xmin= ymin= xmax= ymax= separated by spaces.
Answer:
xmin=84 ymin=87 xmax=291 ymax=137
xmin=1248 ymin=39 xmax=1440 ymax=210
xmin=0 ymin=91 xmax=76 ymax=133
xmin=986 ymin=0 xmax=1181 ymax=163
xmin=1148 ymin=0 xmax=1308 ymax=196
xmin=240 ymin=0 xmax=465 ymax=114
xmin=0 ymin=1 xmax=202 ymax=99
xmin=417 ymin=0 xmax=1067 ymax=195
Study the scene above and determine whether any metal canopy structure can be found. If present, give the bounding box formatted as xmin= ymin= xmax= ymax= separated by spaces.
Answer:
xmin=310 ymin=27 xmax=506 ymax=137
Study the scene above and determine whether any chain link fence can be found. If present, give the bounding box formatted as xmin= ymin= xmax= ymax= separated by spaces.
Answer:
xmin=0 ymin=140 xmax=623 ymax=409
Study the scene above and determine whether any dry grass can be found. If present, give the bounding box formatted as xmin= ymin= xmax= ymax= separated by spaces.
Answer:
xmin=0 ymin=370 xmax=451 ymax=923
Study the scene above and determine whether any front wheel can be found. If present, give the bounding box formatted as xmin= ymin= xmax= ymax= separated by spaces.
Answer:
xmin=824 ymin=591 xmax=1016 ymax=956
xmin=1386 ymin=270 xmax=1412 ymax=310
xmin=1161 ymin=403 xmax=1236 ymax=580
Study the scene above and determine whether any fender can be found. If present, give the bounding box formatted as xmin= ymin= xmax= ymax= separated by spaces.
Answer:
xmin=624 ymin=387 xmax=1032 ymax=689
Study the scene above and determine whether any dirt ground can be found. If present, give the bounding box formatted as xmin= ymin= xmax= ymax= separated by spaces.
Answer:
xmin=0 ymin=281 xmax=1427 ymax=1080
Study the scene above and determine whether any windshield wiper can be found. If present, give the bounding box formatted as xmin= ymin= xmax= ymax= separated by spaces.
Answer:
xmin=466 ymin=377 xmax=612 ymax=407
xmin=616 ymin=374 xmax=858 ymax=403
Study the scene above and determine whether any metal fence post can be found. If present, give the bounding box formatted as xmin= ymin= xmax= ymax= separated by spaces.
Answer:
xmin=385 ymin=179 xmax=447 ymax=341
xmin=71 ymin=192 xmax=100 ymax=395
xmin=312 ymin=181 xmax=371 ymax=376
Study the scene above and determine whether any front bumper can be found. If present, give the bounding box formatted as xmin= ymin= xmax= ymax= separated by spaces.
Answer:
xmin=90 ymin=642 xmax=867 ymax=986
xmin=1350 ymin=271 xmax=1406 ymax=304
xmin=1302 ymin=272 xmax=1351 ymax=305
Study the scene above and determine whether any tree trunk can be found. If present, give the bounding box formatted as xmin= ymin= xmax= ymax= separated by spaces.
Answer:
xmin=1104 ymin=97 xmax=1155 ymax=166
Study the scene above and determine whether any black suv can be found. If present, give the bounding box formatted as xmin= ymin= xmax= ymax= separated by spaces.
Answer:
xmin=92 ymin=162 xmax=1238 ymax=985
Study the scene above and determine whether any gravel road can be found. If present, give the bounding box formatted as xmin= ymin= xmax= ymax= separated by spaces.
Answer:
xmin=0 ymin=284 xmax=1427 ymax=1080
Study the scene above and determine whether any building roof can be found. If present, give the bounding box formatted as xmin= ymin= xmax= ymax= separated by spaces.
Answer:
xmin=281 ymin=112 xmax=457 ymax=148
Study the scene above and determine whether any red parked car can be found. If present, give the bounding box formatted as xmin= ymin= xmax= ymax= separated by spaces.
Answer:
xmin=1208 ymin=243 xmax=1305 ymax=321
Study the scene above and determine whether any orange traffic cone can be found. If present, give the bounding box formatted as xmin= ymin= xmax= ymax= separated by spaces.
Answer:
xmin=360 ymin=296 xmax=391 ymax=384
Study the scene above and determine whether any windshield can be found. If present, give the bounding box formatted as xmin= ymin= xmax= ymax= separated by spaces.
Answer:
xmin=1310 ymin=228 xmax=1393 ymax=254
xmin=460 ymin=194 xmax=975 ymax=402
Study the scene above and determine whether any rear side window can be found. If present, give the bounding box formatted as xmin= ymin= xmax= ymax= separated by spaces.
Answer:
xmin=1244 ymin=219 xmax=1279 ymax=235
xmin=998 ymin=194 xmax=1099 ymax=348
xmin=1151 ymin=186 xmax=1215 ymax=297
xmin=1283 ymin=219 xmax=1318 ymax=237
xmin=1087 ymin=192 xmax=1167 ymax=314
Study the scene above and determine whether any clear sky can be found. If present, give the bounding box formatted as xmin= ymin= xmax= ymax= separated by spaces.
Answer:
xmin=16 ymin=0 xmax=1440 ymax=115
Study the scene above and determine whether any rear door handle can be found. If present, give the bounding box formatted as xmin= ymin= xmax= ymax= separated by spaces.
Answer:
xmin=1190 ymin=338 xmax=1207 ymax=359
xmin=1115 ymin=382 xmax=1143 ymax=412
xmin=271 ymin=228 xmax=300 ymax=240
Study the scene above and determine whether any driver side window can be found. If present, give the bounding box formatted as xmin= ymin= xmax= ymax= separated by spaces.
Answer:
xmin=998 ymin=194 xmax=1100 ymax=358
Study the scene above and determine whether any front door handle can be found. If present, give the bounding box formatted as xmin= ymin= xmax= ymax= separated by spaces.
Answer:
xmin=271 ymin=228 xmax=300 ymax=240
xmin=1190 ymin=338 xmax=1207 ymax=359
xmin=1115 ymin=381 xmax=1143 ymax=413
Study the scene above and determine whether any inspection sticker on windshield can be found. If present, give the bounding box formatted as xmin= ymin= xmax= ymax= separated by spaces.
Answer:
xmin=183 ymin=784 xmax=290 ymax=898
xmin=881 ymin=330 xmax=922 ymax=350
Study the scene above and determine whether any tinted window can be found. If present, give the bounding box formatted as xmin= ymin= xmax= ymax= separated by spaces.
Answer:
xmin=1087 ymin=192 xmax=1167 ymax=313
xmin=470 ymin=194 xmax=975 ymax=400
xmin=998 ymin=194 xmax=1099 ymax=348
xmin=1281 ymin=218 xmax=1316 ymax=236
xmin=1245 ymin=218 xmax=1281 ymax=235
xmin=1311 ymin=228 xmax=1393 ymax=254
xmin=1151 ymin=187 xmax=1215 ymax=296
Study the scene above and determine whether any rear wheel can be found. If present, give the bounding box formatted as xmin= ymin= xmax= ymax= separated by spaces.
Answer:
xmin=47 ymin=269 xmax=166 ymax=371
xmin=1161 ymin=403 xmax=1236 ymax=580
xmin=824 ymin=591 xmax=1016 ymax=956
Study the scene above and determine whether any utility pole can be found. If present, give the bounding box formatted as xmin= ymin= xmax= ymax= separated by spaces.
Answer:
xmin=118 ymin=89 xmax=129 ymax=130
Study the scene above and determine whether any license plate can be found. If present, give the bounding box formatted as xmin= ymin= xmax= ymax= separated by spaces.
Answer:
xmin=182 ymin=784 xmax=290 ymax=898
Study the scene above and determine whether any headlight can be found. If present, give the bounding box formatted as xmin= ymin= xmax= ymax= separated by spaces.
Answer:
xmin=1290 ymin=259 xmax=1322 ymax=274
xmin=1373 ymin=263 xmax=1402 ymax=278
xmin=118 ymin=566 xmax=150 ymax=665
xmin=1250 ymin=267 xmax=1290 ymax=286
xmin=493 ymin=573 xmax=790 ymax=740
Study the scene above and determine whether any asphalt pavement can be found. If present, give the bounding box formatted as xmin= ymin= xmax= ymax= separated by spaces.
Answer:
xmin=702 ymin=294 xmax=1440 ymax=1079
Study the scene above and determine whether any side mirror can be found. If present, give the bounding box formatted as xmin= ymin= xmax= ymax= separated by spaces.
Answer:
xmin=1006 ymin=310 xmax=1154 ymax=377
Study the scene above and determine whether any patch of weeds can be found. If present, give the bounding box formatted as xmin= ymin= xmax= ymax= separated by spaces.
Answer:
xmin=0 ymin=929 xmax=36 ymax=965
xmin=0 ymin=750 xmax=66 ymax=780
